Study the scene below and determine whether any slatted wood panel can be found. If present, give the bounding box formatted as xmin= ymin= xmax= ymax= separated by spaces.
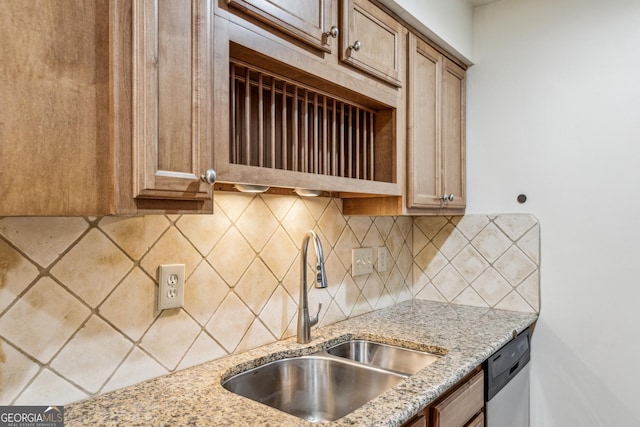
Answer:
xmin=230 ymin=61 xmax=381 ymax=182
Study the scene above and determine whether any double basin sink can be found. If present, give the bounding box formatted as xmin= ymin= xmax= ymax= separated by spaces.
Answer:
xmin=222 ymin=338 xmax=444 ymax=422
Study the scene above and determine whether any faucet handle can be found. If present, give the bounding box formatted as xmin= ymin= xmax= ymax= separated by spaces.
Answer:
xmin=309 ymin=303 xmax=322 ymax=327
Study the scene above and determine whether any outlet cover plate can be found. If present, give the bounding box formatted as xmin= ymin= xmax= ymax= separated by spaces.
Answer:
xmin=352 ymin=247 xmax=374 ymax=276
xmin=377 ymin=246 xmax=388 ymax=272
xmin=158 ymin=264 xmax=185 ymax=310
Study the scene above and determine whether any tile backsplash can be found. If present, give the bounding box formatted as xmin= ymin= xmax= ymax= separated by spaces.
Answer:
xmin=0 ymin=193 xmax=539 ymax=405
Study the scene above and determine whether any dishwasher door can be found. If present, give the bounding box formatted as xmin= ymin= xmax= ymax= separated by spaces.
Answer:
xmin=485 ymin=328 xmax=531 ymax=427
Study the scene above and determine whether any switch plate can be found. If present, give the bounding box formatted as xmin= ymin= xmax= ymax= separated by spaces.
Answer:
xmin=158 ymin=264 xmax=185 ymax=310
xmin=352 ymin=248 xmax=374 ymax=276
xmin=377 ymin=246 xmax=388 ymax=272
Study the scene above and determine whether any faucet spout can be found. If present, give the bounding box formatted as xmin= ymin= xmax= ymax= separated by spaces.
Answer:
xmin=297 ymin=230 xmax=327 ymax=344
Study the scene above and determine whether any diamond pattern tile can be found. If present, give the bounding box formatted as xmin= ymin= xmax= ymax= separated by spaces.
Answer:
xmin=318 ymin=202 xmax=347 ymax=246
xmin=177 ymin=332 xmax=227 ymax=370
xmin=99 ymin=267 xmax=157 ymax=341
xmin=0 ymin=337 xmax=40 ymax=404
xmin=261 ymin=194 xmax=296 ymax=221
xmin=455 ymin=215 xmax=489 ymax=240
xmin=414 ymin=216 xmax=448 ymax=240
xmin=302 ymin=197 xmax=331 ymax=221
xmin=348 ymin=216 xmax=372 ymax=244
xmin=333 ymin=275 xmax=360 ymax=317
xmin=234 ymin=259 xmax=278 ymax=315
xmin=214 ymin=192 xmax=252 ymax=222
xmin=472 ymin=268 xmax=513 ymax=306
xmin=102 ymin=347 xmax=168 ymax=394
xmin=51 ymin=229 xmax=133 ymax=307
xmin=50 ymin=316 xmax=132 ymax=393
xmin=433 ymin=224 xmax=468 ymax=260
xmin=432 ymin=265 xmax=468 ymax=301
xmin=259 ymin=286 xmax=297 ymax=339
xmin=100 ymin=215 xmax=169 ymax=260
xmin=495 ymin=215 xmax=537 ymax=241
xmin=260 ymin=227 xmax=298 ymax=281
xmin=235 ymin=320 xmax=275 ymax=354
xmin=374 ymin=217 xmax=394 ymax=240
xmin=176 ymin=213 xmax=230 ymax=257
xmin=0 ymin=217 xmax=88 ymax=267
xmin=140 ymin=309 xmax=201 ymax=370
xmin=15 ymin=369 xmax=88 ymax=405
xmin=0 ymin=277 xmax=90 ymax=363
xmin=206 ymin=293 xmax=254 ymax=353
xmin=140 ymin=227 xmax=202 ymax=279
xmin=494 ymin=246 xmax=537 ymax=286
xmin=282 ymin=199 xmax=316 ymax=245
xmin=208 ymin=227 xmax=254 ymax=287
xmin=471 ymin=223 xmax=512 ymax=262
xmin=452 ymin=245 xmax=489 ymax=283
xmin=518 ymin=224 xmax=540 ymax=264
xmin=183 ymin=262 xmax=229 ymax=326
xmin=0 ymin=239 xmax=39 ymax=313
xmin=236 ymin=197 xmax=279 ymax=252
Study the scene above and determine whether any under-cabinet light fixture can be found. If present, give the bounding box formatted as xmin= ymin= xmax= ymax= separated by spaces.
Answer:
xmin=234 ymin=184 xmax=270 ymax=193
xmin=294 ymin=188 xmax=322 ymax=197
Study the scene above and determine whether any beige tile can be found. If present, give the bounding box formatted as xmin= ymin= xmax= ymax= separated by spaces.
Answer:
xmin=517 ymin=273 xmax=540 ymax=312
xmin=308 ymin=286 xmax=333 ymax=324
xmin=99 ymin=215 xmax=169 ymax=260
xmin=102 ymin=347 xmax=168 ymax=393
xmin=494 ymin=246 xmax=537 ymax=286
xmin=351 ymin=293 xmax=374 ymax=317
xmin=235 ymin=259 xmax=278 ymax=315
xmin=361 ymin=273 xmax=383 ymax=308
xmin=140 ymin=227 xmax=202 ymax=279
xmin=518 ymin=224 xmax=540 ymax=264
xmin=414 ymin=243 xmax=448 ymax=280
xmin=414 ymin=216 xmax=448 ymax=240
xmin=261 ymin=194 xmax=296 ymax=221
xmin=140 ymin=309 xmax=201 ymax=370
xmin=333 ymin=275 xmax=359 ymax=317
xmin=374 ymin=217 xmax=394 ymax=240
xmin=361 ymin=225 xmax=384 ymax=249
xmin=281 ymin=255 xmax=301 ymax=298
xmin=302 ymin=196 xmax=331 ymax=220
xmin=471 ymin=223 xmax=512 ymax=262
xmin=206 ymin=293 xmax=254 ymax=353
xmin=177 ymin=332 xmax=227 ymax=370
xmin=455 ymin=215 xmax=490 ymax=240
xmin=385 ymin=223 xmax=405 ymax=259
xmin=0 ymin=239 xmax=39 ymax=313
xmin=236 ymin=197 xmax=279 ymax=252
xmin=453 ymin=287 xmax=489 ymax=308
xmin=415 ymin=283 xmax=447 ymax=303
xmin=324 ymin=251 xmax=347 ymax=289
xmin=0 ymin=217 xmax=88 ymax=267
xmin=472 ymin=268 xmax=513 ymax=307
xmin=397 ymin=284 xmax=413 ymax=303
xmin=51 ymin=316 xmax=131 ymax=393
xmin=396 ymin=217 xmax=413 ymax=239
xmin=0 ymin=277 xmax=89 ymax=363
xmin=0 ymin=338 xmax=40 ymax=404
xmin=183 ymin=262 xmax=229 ymax=326
xmin=385 ymin=266 xmax=405 ymax=301
xmin=412 ymin=227 xmax=429 ymax=259
xmin=235 ymin=320 xmax=275 ymax=354
xmin=259 ymin=286 xmax=297 ymax=339
xmin=397 ymin=244 xmax=413 ymax=280
xmin=376 ymin=288 xmax=395 ymax=310
xmin=15 ymin=369 xmax=88 ymax=405
xmin=176 ymin=213 xmax=230 ymax=257
xmin=319 ymin=300 xmax=347 ymax=327
xmin=432 ymin=265 xmax=467 ymax=301
xmin=318 ymin=202 xmax=347 ymax=246
xmin=51 ymin=229 xmax=133 ymax=307
xmin=347 ymin=216 xmax=372 ymax=244
xmin=412 ymin=264 xmax=429 ymax=294
xmin=334 ymin=227 xmax=359 ymax=271
xmin=99 ymin=267 xmax=157 ymax=341
xmin=451 ymin=245 xmax=489 ymax=283
xmin=433 ymin=224 xmax=468 ymax=260
xmin=496 ymin=291 xmax=535 ymax=313
xmin=208 ymin=227 xmax=255 ymax=287
xmin=260 ymin=227 xmax=297 ymax=281
xmin=282 ymin=199 xmax=316 ymax=245
xmin=214 ymin=192 xmax=253 ymax=222
xmin=494 ymin=214 xmax=537 ymax=241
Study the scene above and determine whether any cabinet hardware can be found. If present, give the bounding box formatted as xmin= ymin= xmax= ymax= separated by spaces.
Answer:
xmin=324 ymin=26 xmax=339 ymax=39
xmin=349 ymin=40 xmax=361 ymax=52
xmin=200 ymin=169 xmax=217 ymax=185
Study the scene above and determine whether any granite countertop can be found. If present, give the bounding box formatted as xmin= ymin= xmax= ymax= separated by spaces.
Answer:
xmin=66 ymin=300 xmax=538 ymax=426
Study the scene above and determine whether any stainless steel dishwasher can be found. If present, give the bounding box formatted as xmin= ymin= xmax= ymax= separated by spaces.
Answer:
xmin=485 ymin=327 xmax=531 ymax=427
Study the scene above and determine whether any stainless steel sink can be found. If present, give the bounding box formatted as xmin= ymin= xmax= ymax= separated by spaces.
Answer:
xmin=326 ymin=339 xmax=441 ymax=375
xmin=222 ymin=354 xmax=404 ymax=422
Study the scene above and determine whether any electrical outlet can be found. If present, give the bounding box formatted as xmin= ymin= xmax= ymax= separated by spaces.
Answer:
xmin=158 ymin=264 xmax=185 ymax=310
xmin=352 ymin=247 xmax=374 ymax=276
xmin=377 ymin=246 xmax=388 ymax=272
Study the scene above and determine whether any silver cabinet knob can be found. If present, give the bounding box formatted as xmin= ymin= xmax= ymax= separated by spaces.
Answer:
xmin=440 ymin=194 xmax=455 ymax=202
xmin=448 ymin=194 xmax=455 ymax=202
xmin=324 ymin=26 xmax=339 ymax=39
xmin=349 ymin=40 xmax=361 ymax=52
xmin=200 ymin=168 xmax=216 ymax=185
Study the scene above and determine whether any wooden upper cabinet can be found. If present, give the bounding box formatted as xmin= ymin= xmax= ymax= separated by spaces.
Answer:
xmin=340 ymin=0 xmax=403 ymax=87
xmin=226 ymin=0 xmax=335 ymax=52
xmin=407 ymin=34 xmax=466 ymax=211
xmin=131 ymin=0 xmax=214 ymax=206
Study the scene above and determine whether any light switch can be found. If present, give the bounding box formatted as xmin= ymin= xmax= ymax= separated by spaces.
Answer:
xmin=352 ymin=248 xmax=374 ymax=276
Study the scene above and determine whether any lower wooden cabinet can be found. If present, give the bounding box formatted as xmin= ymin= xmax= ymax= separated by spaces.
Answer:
xmin=402 ymin=367 xmax=484 ymax=427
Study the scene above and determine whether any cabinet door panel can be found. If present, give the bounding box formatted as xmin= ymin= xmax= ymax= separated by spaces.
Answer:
xmin=431 ymin=370 xmax=483 ymax=427
xmin=441 ymin=58 xmax=466 ymax=209
xmin=133 ymin=0 xmax=213 ymax=202
xmin=341 ymin=0 xmax=402 ymax=87
xmin=227 ymin=0 xmax=332 ymax=52
xmin=407 ymin=35 xmax=440 ymax=208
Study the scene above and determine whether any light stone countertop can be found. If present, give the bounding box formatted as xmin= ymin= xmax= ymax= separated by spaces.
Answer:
xmin=65 ymin=300 xmax=538 ymax=426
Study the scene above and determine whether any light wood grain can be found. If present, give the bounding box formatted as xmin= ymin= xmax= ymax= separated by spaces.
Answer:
xmin=430 ymin=370 xmax=484 ymax=427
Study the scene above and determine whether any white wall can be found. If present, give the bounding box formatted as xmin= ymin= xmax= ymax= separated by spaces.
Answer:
xmin=384 ymin=0 xmax=475 ymax=61
xmin=467 ymin=0 xmax=640 ymax=424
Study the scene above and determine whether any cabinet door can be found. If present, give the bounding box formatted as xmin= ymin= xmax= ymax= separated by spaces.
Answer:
xmin=227 ymin=0 xmax=334 ymax=52
xmin=132 ymin=0 xmax=214 ymax=204
xmin=431 ymin=370 xmax=484 ymax=427
xmin=406 ymin=34 xmax=441 ymax=208
xmin=341 ymin=0 xmax=402 ymax=87
xmin=441 ymin=58 xmax=466 ymax=209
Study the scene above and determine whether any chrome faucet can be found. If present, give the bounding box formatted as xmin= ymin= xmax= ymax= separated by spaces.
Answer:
xmin=297 ymin=230 xmax=328 ymax=344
